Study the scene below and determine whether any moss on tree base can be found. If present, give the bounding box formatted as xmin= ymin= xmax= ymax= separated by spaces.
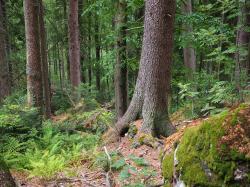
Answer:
xmin=162 ymin=104 xmax=250 ymax=186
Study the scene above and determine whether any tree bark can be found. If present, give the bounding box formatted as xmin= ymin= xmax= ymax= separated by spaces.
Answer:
xmin=182 ymin=0 xmax=196 ymax=73
xmin=94 ymin=15 xmax=101 ymax=91
xmin=38 ymin=0 xmax=51 ymax=118
xmin=68 ymin=0 xmax=81 ymax=101
xmin=88 ymin=10 xmax=92 ymax=91
xmin=0 ymin=0 xmax=10 ymax=102
xmin=115 ymin=0 xmax=128 ymax=119
xmin=235 ymin=1 xmax=250 ymax=101
xmin=24 ymin=0 xmax=43 ymax=109
xmin=0 ymin=158 xmax=16 ymax=187
xmin=113 ymin=0 xmax=177 ymax=138
xmin=78 ymin=0 xmax=86 ymax=83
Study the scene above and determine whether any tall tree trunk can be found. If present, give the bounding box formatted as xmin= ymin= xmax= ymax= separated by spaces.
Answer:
xmin=87 ymin=9 xmax=92 ymax=91
xmin=63 ymin=0 xmax=70 ymax=81
xmin=0 ymin=158 xmax=16 ymax=187
xmin=78 ymin=0 xmax=86 ymax=83
xmin=0 ymin=0 xmax=10 ymax=102
xmin=94 ymin=16 xmax=101 ymax=91
xmin=24 ymin=0 xmax=43 ymax=109
xmin=112 ymin=0 xmax=177 ymax=138
xmin=235 ymin=1 xmax=250 ymax=101
xmin=68 ymin=0 xmax=81 ymax=101
xmin=115 ymin=0 xmax=128 ymax=119
xmin=38 ymin=0 xmax=51 ymax=118
xmin=182 ymin=0 xmax=196 ymax=73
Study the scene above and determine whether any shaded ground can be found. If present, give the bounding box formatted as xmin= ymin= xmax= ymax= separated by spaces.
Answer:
xmin=11 ymin=117 xmax=204 ymax=187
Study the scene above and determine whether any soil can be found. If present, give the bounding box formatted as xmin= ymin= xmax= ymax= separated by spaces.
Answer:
xmin=11 ymin=119 xmax=203 ymax=187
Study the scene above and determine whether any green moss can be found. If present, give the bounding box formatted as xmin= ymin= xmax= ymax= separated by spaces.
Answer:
xmin=162 ymin=106 xmax=250 ymax=186
xmin=162 ymin=152 xmax=174 ymax=181
xmin=230 ymin=104 xmax=248 ymax=126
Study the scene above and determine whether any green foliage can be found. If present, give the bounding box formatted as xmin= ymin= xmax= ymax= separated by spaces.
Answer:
xmin=0 ymin=98 xmax=41 ymax=146
xmin=173 ymin=77 xmax=237 ymax=119
xmin=1 ymin=121 xmax=99 ymax=179
xmin=51 ymin=89 xmax=72 ymax=114
xmin=0 ymin=93 xmax=100 ymax=179
xmin=128 ymin=154 xmax=148 ymax=166
xmin=65 ymin=107 xmax=114 ymax=134
xmin=207 ymin=81 xmax=236 ymax=105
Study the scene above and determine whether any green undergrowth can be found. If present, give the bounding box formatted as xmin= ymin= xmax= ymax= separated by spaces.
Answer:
xmin=0 ymin=92 xmax=113 ymax=180
xmin=59 ymin=107 xmax=114 ymax=135
xmin=92 ymin=150 xmax=156 ymax=186
xmin=163 ymin=104 xmax=250 ymax=186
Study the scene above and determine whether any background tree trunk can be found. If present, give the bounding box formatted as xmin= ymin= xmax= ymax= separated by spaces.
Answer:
xmin=94 ymin=16 xmax=101 ymax=91
xmin=0 ymin=0 xmax=10 ymax=101
xmin=24 ymin=0 xmax=43 ymax=109
xmin=0 ymin=158 xmax=16 ymax=187
xmin=235 ymin=1 xmax=250 ymax=101
xmin=182 ymin=0 xmax=196 ymax=73
xmin=38 ymin=0 xmax=51 ymax=118
xmin=68 ymin=0 xmax=81 ymax=101
xmin=115 ymin=0 xmax=128 ymax=119
xmin=113 ymin=0 xmax=177 ymax=138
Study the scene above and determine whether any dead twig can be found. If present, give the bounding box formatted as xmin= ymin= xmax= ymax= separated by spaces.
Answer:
xmin=103 ymin=146 xmax=114 ymax=187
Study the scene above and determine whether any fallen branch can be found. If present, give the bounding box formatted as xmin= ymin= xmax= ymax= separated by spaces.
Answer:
xmin=103 ymin=146 xmax=114 ymax=187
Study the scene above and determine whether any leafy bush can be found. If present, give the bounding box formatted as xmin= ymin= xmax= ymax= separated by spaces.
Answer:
xmin=51 ymin=89 xmax=72 ymax=114
xmin=173 ymin=77 xmax=237 ymax=119
xmin=0 ymin=103 xmax=41 ymax=143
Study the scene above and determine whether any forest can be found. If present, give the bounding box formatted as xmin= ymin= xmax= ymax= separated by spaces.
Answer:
xmin=0 ymin=0 xmax=250 ymax=186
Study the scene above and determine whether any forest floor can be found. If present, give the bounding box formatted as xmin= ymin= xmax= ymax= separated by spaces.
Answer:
xmin=12 ymin=117 xmax=203 ymax=187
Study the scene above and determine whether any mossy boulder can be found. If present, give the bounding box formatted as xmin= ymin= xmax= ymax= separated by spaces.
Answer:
xmin=162 ymin=104 xmax=250 ymax=186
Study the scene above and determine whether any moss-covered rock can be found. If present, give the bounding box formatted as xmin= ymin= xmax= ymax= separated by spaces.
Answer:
xmin=162 ymin=105 xmax=250 ymax=186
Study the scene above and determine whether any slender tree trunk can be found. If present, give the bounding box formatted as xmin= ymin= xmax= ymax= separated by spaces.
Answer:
xmin=57 ymin=44 xmax=63 ymax=88
xmin=113 ymin=0 xmax=177 ymax=138
xmin=38 ymin=0 xmax=51 ymax=118
xmin=88 ymin=10 xmax=92 ymax=91
xmin=0 ymin=0 xmax=10 ymax=102
xmin=63 ymin=0 xmax=70 ymax=81
xmin=182 ymin=0 xmax=196 ymax=73
xmin=61 ymin=47 xmax=66 ymax=87
xmin=94 ymin=16 xmax=101 ymax=91
xmin=235 ymin=1 xmax=250 ymax=101
xmin=115 ymin=0 xmax=128 ymax=119
xmin=68 ymin=0 xmax=81 ymax=101
xmin=0 ymin=158 xmax=16 ymax=187
xmin=24 ymin=0 xmax=43 ymax=109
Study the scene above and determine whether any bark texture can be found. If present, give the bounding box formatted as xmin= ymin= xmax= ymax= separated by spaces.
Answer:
xmin=235 ymin=1 xmax=250 ymax=100
xmin=24 ymin=0 xmax=43 ymax=109
xmin=114 ymin=0 xmax=177 ymax=138
xmin=182 ymin=0 xmax=196 ymax=72
xmin=94 ymin=16 xmax=101 ymax=91
xmin=115 ymin=0 xmax=128 ymax=119
xmin=68 ymin=0 xmax=81 ymax=100
xmin=38 ymin=0 xmax=51 ymax=118
xmin=0 ymin=0 xmax=10 ymax=101
xmin=0 ymin=158 xmax=16 ymax=187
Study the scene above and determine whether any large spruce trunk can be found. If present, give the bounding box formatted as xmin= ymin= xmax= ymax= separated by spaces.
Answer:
xmin=0 ymin=158 xmax=16 ymax=187
xmin=115 ymin=0 xmax=128 ymax=119
xmin=68 ymin=0 xmax=81 ymax=101
xmin=24 ymin=0 xmax=43 ymax=109
xmin=0 ymin=0 xmax=10 ymax=101
xmin=113 ymin=0 xmax=176 ymax=138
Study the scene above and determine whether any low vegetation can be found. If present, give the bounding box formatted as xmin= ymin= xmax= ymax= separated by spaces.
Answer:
xmin=163 ymin=104 xmax=250 ymax=186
